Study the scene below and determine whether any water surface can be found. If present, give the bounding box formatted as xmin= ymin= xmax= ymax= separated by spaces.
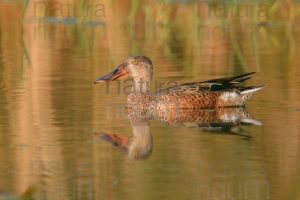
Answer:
xmin=1 ymin=1 xmax=300 ymax=200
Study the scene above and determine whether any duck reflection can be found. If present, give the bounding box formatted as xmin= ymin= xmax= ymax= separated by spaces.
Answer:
xmin=97 ymin=112 xmax=153 ymax=160
xmin=96 ymin=107 xmax=261 ymax=159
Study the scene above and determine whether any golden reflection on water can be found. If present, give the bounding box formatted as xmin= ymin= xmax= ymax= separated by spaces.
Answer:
xmin=0 ymin=0 xmax=300 ymax=200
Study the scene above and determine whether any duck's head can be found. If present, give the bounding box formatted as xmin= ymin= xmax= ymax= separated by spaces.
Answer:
xmin=94 ymin=56 xmax=153 ymax=84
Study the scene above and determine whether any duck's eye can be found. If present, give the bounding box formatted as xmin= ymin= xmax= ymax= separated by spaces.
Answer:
xmin=132 ymin=59 xmax=138 ymax=64
xmin=113 ymin=68 xmax=119 ymax=74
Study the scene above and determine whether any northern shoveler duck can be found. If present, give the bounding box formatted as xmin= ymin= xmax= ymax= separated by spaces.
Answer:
xmin=94 ymin=56 xmax=263 ymax=110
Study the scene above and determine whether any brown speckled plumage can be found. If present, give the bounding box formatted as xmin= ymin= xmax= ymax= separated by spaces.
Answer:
xmin=94 ymin=56 xmax=263 ymax=111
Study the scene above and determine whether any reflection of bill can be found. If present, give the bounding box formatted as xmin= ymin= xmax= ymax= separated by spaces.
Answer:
xmin=95 ymin=107 xmax=261 ymax=160
xmin=96 ymin=123 xmax=152 ymax=160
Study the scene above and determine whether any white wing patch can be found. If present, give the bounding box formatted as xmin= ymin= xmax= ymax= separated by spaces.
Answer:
xmin=220 ymin=91 xmax=240 ymax=101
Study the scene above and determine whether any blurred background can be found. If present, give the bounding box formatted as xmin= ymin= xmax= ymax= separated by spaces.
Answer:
xmin=0 ymin=0 xmax=300 ymax=200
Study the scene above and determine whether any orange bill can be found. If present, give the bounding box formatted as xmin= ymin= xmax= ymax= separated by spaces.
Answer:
xmin=94 ymin=65 xmax=129 ymax=84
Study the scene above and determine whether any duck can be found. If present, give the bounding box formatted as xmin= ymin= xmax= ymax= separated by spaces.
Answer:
xmin=94 ymin=56 xmax=263 ymax=110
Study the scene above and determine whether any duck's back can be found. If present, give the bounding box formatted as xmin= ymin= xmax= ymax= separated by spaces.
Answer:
xmin=154 ymin=72 xmax=263 ymax=109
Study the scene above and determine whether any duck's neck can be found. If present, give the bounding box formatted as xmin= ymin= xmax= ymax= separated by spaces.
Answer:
xmin=132 ymin=78 xmax=151 ymax=94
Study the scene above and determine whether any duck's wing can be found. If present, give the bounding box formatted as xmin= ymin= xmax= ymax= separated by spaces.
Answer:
xmin=158 ymin=72 xmax=256 ymax=95
xmin=199 ymin=72 xmax=256 ymax=91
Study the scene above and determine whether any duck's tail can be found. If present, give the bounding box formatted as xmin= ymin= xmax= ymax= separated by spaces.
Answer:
xmin=240 ymin=85 xmax=264 ymax=103
xmin=240 ymin=85 xmax=264 ymax=95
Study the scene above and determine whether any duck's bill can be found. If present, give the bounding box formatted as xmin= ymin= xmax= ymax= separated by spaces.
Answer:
xmin=94 ymin=65 xmax=129 ymax=84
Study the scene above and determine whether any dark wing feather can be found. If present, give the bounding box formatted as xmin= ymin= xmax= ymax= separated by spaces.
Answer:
xmin=157 ymin=72 xmax=256 ymax=94
xmin=201 ymin=72 xmax=256 ymax=91
xmin=201 ymin=72 xmax=255 ymax=84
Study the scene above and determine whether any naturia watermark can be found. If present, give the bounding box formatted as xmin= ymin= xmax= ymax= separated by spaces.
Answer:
xmin=101 ymin=79 xmax=179 ymax=95
xmin=32 ymin=0 xmax=105 ymax=19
